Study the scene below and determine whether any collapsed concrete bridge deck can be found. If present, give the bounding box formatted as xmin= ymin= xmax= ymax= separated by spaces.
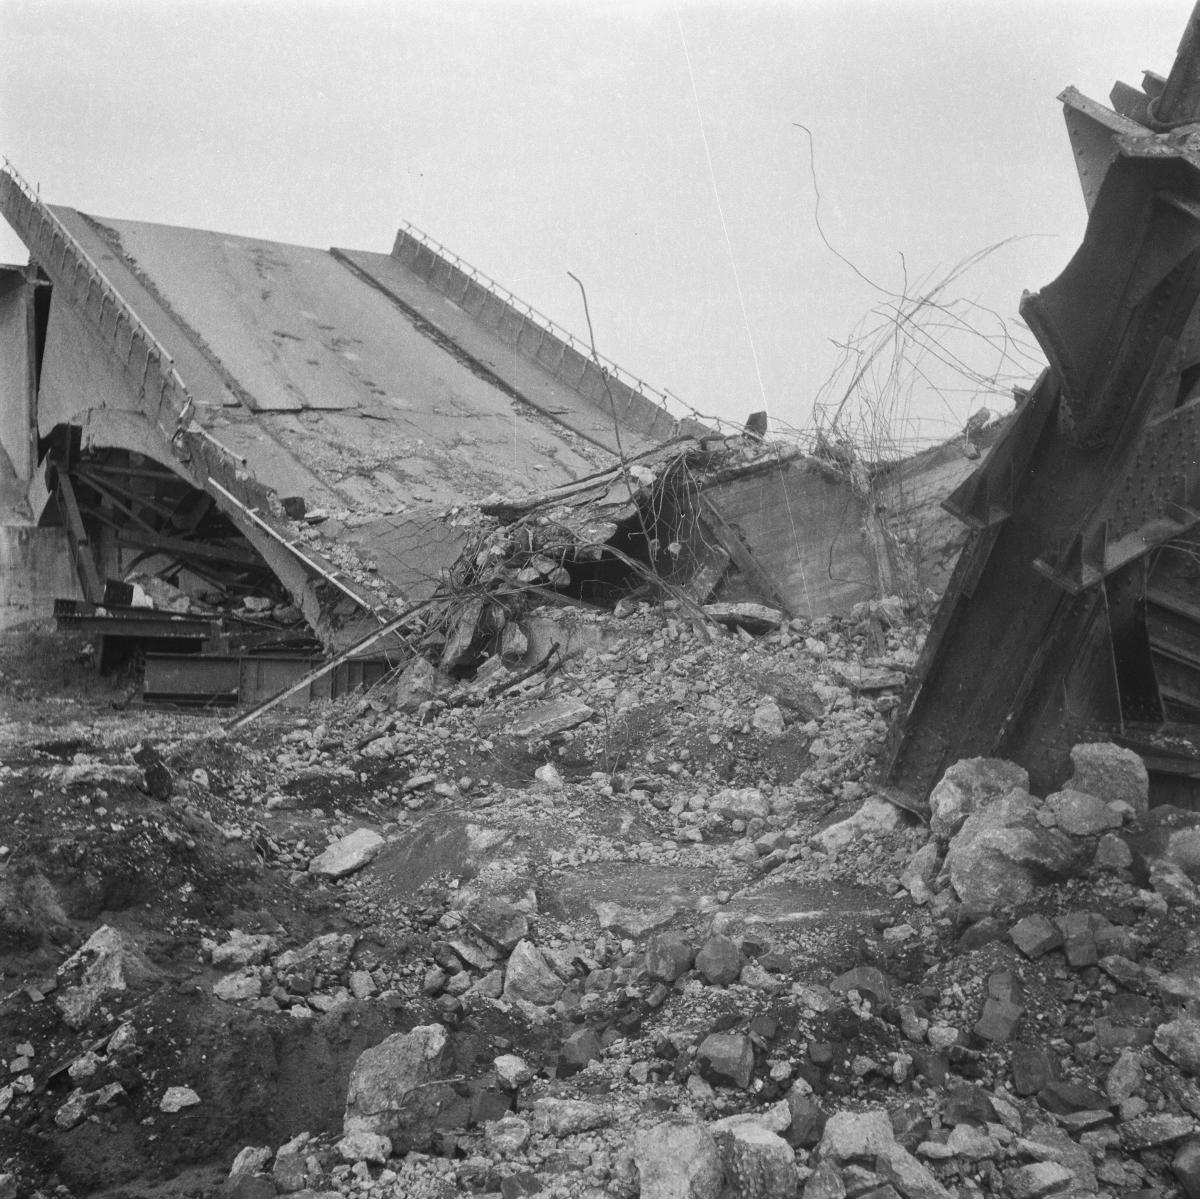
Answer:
xmin=0 ymin=163 xmax=707 ymax=646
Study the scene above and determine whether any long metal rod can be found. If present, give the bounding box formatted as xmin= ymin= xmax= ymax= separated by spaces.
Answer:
xmin=226 ymin=598 xmax=429 ymax=730
xmin=205 ymin=478 xmax=383 ymax=620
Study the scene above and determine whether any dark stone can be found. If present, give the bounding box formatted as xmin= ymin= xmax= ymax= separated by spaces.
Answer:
xmin=1058 ymin=912 xmax=1103 ymax=969
xmin=943 ymin=1082 xmax=997 ymax=1127
xmin=1094 ymin=1017 xmax=1153 ymax=1052
xmin=987 ymin=970 xmax=1024 ymax=1005
xmin=646 ymin=983 xmax=670 ymax=1008
xmin=830 ymin=965 xmax=891 ymax=1006
xmin=808 ymin=1041 xmax=836 ymax=1066
xmin=281 ymin=495 xmax=307 ymax=519
xmin=644 ymin=933 xmax=695 ymax=983
xmin=974 ymin=997 xmax=1022 ymax=1043
xmin=697 ymin=1032 xmax=755 ymax=1089
xmin=469 ymin=1086 xmax=511 ymax=1125
xmin=958 ymin=917 xmax=1004 ymax=951
xmin=786 ymin=1091 xmax=828 ymax=1148
xmin=1038 ymin=1080 xmax=1110 ymax=1114
xmin=749 ymin=1013 xmax=780 ymax=1043
xmin=890 ymin=1100 xmax=932 ymax=1151
xmin=1106 ymin=992 xmax=1156 ymax=1024
xmin=910 ymin=1049 xmax=949 ymax=1086
xmin=1009 ymin=914 xmax=1063 ymax=959
xmin=1011 ymin=1044 xmax=1060 ymax=1096
xmin=559 ymin=1028 xmax=602 ymax=1075
xmin=740 ymin=931 xmax=770 ymax=957
xmin=134 ymin=743 xmax=173 ymax=800
xmin=695 ymin=935 xmax=744 ymax=986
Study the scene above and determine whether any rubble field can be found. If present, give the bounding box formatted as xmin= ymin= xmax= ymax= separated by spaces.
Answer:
xmin=3 ymin=597 xmax=1200 ymax=1199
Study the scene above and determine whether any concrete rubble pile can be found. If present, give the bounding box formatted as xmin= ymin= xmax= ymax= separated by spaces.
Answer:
xmin=3 ymin=586 xmax=1200 ymax=1199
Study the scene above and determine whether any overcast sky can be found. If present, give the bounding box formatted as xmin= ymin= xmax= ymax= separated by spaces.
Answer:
xmin=0 ymin=0 xmax=1185 ymax=447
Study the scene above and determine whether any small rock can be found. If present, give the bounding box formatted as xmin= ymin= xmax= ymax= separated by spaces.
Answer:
xmin=509 ymin=697 xmax=595 ymax=738
xmin=213 ymin=930 xmax=277 ymax=969
xmin=593 ymin=901 xmax=679 ymax=939
xmin=484 ymin=1115 xmax=531 ymax=1157
xmin=1121 ymin=1114 xmax=1194 ymax=1150
xmin=830 ymin=965 xmax=890 ymax=1006
xmin=214 ymin=970 xmax=263 ymax=1002
xmin=819 ymin=1109 xmax=896 ymax=1160
xmin=502 ymin=940 xmax=564 ymax=1005
xmin=335 ymin=1129 xmax=392 ymax=1164
xmin=697 ymin=1033 xmax=755 ymax=1089
xmin=229 ymin=1147 xmax=272 ymax=1178
xmin=751 ymin=699 xmax=786 ymax=737
xmin=272 ymin=1133 xmax=310 ymax=1192
xmin=1009 ymin=914 xmax=1062 ymax=959
xmin=560 ymin=1027 xmax=602 ymax=1073
xmin=464 ymin=896 xmax=529 ymax=952
xmin=945 ymin=1123 xmax=999 ymax=1159
xmin=810 ymin=796 xmax=904 ymax=855
xmin=696 ymin=935 xmax=744 ymax=986
xmin=785 ymin=1088 xmax=828 ymax=1149
xmin=1037 ymin=1080 xmax=1109 ymax=1114
xmin=534 ymin=763 xmax=564 ymax=790
xmin=160 ymin=1086 xmax=201 ymax=1113
xmin=1044 ymin=789 xmax=1120 ymax=837
xmin=1095 ymin=833 xmax=1133 ymax=871
xmin=494 ymin=1054 xmax=534 ymax=1089
xmin=1157 ymin=1015 xmax=1200 ymax=1076
xmin=1068 ymin=742 xmax=1148 ymax=815
xmin=1005 ymin=1161 xmax=1076 ymax=1199
xmin=645 ymin=933 xmax=695 ymax=983
xmin=1105 ymin=1049 xmax=1144 ymax=1105
xmin=56 ymin=925 xmax=159 ymax=1029
xmin=54 ymin=1089 xmax=93 ymax=1130
xmin=308 ymin=828 xmax=384 ymax=879
xmin=1152 ymin=859 xmax=1200 ymax=908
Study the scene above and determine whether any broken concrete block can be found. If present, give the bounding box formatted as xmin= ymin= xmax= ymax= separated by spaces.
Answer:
xmin=703 ymin=602 xmax=787 ymax=633
xmin=343 ymin=1024 xmax=454 ymax=1152
xmin=56 ymin=925 xmax=159 ymax=1029
xmin=502 ymin=940 xmax=563 ymax=1006
xmin=1068 ymin=742 xmax=1148 ymax=815
xmin=928 ymin=758 xmax=1030 ymax=841
xmin=508 ymin=697 xmax=595 ymax=739
xmin=392 ymin=656 xmax=447 ymax=712
xmin=810 ymin=796 xmax=905 ymax=856
xmin=1044 ymin=789 xmax=1121 ymax=837
xmin=634 ymin=1117 xmax=724 ymax=1199
xmin=697 ymin=1033 xmax=755 ymax=1089
xmin=711 ymin=1120 xmax=799 ymax=1199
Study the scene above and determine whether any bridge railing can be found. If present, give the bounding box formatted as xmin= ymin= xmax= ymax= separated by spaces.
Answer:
xmin=392 ymin=221 xmax=714 ymax=441
xmin=0 ymin=159 xmax=199 ymax=444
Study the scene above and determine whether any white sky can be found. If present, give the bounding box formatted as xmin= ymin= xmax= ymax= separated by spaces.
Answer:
xmin=0 ymin=0 xmax=1185 ymax=445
